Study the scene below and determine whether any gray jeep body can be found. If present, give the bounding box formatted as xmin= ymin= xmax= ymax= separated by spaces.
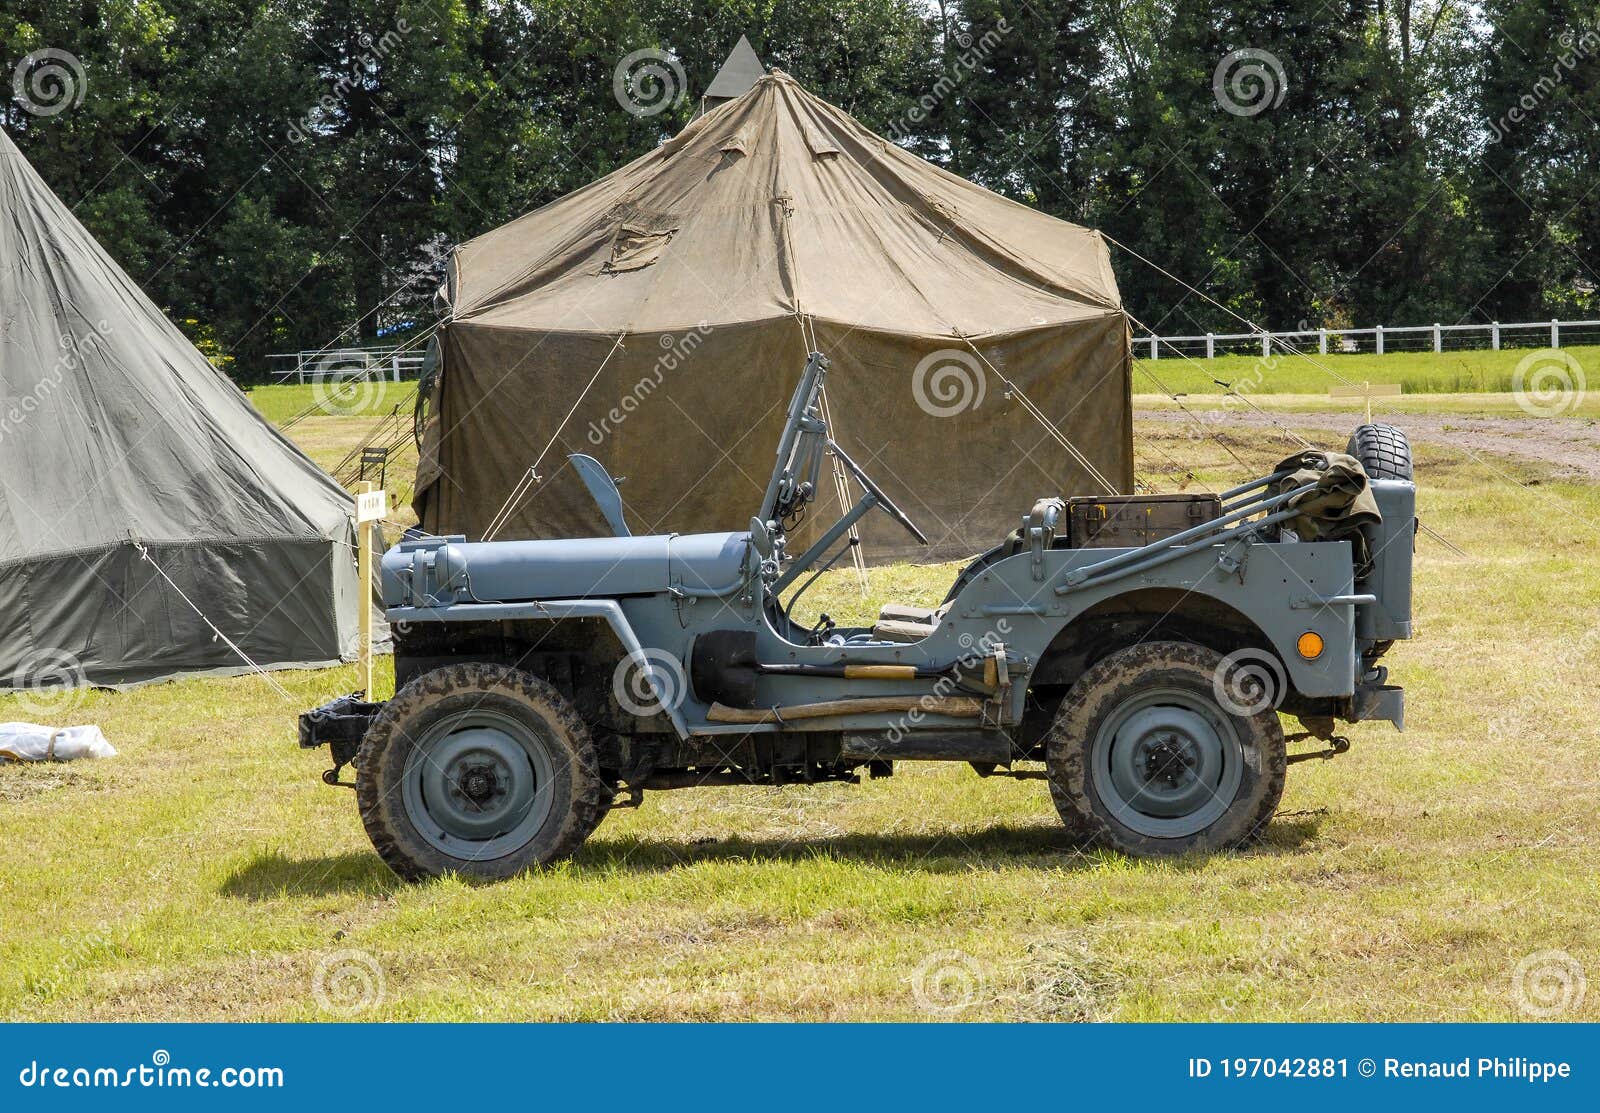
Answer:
xmin=301 ymin=352 xmax=1415 ymax=876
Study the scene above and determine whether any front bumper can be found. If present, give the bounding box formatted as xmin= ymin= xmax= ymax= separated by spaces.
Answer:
xmin=298 ymin=693 xmax=385 ymax=768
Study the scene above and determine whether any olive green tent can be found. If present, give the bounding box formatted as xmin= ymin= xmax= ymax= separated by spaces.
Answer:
xmin=416 ymin=70 xmax=1132 ymax=562
xmin=0 ymin=127 xmax=362 ymax=689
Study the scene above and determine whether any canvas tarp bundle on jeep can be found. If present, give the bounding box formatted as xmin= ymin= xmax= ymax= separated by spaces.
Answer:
xmin=415 ymin=71 xmax=1133 ymax=562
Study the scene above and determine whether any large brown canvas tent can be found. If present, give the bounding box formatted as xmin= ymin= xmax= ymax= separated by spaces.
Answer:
xmin=0 ymin=128 xmax=362 ymax=689
xmin=416 ymin=70 xmax=1133 ymax=561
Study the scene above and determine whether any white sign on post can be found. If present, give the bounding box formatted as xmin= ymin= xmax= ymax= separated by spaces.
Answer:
xmin=355 ymin=483 xmax=388 ymax=696
xmin=356 ymin=488 xmax=388 ymax=523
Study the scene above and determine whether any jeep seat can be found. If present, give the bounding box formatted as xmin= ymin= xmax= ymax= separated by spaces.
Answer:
xmin=872 ymin=602 xmax=951 ymax=643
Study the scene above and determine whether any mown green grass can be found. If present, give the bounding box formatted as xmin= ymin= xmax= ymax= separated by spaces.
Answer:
xmin=2 ymin=408 xmax=1596 ymax=1021
xmin=246 ymin=380 xmax=417 ymax=424
xmin=241 ymin=343 xmax=1600 ymax=425
xmin=1132 ymin=342 xmax=1600 ymax=397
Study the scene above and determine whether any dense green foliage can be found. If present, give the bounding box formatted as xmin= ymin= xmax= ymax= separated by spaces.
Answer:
xmin=3 ymin=1 xmax=1596 ymax=380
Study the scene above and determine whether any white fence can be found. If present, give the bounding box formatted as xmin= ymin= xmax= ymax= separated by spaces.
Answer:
xmin=267 ymin=344 xmax=427 ymax=383
xmin=1141 ymin=318 xmax=1600 ymax=360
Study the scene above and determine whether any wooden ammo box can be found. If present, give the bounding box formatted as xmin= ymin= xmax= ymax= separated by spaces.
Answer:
xmin=1067 ymin=493 xmax=1223 ymax=548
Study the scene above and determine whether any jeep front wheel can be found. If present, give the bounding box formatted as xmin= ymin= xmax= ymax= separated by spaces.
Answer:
xmin=1046 ymin=641 xmax=1286 ymax=856
xmin=356 ymin=663 xmax=607 ymax=882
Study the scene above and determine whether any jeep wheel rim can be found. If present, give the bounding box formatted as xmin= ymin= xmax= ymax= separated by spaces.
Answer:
xmin=1091 ymin=687 xmax=1244 ymax=839
xmin=401 ymin=709 xmax=555 ymax=859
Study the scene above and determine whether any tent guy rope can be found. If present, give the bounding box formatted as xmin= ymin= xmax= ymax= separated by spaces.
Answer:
xmin=483 ymin=332 xmax=629 ymax=541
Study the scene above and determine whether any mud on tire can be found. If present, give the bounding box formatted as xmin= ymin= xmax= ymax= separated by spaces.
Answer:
xmin=1046 ymin=641 xmax=1286 ymax=856
xmin=356 ymin=663 xmax=608 ymax=882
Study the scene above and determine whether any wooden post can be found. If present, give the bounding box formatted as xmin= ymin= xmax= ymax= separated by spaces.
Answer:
xmin=1375 ymin=325 xmax=1384 ymax=355
xmin=1150 ymin=336 xmax=1159 ymax=360
xmin=355 ymin=481 xmax=388 ymax=697
xmin=1552 ymin=319 xmax=1560 ymax=348
xmin=1492 ymin=322 xmax=1500 ymax=350
xmin=1433 ymin=323 xmax=1442 ymax=353
xmin=1206 ymin=333 xmax=1215 ymax=359
xmin=1319 ymin=328 xmax=1328 ymax=355
xmin=1329 ymin=381 xmax=1400 ymax=421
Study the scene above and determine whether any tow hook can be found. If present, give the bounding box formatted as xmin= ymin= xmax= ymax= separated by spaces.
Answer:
xmin=322 ymin=763 xmax=357 ymax=790
xmin=1285 ymin=733 xmax=1351 ymax=765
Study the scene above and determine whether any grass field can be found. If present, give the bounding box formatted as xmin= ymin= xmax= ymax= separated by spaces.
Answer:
xmin=2 ymin=361 xmax=1597 ymax=1021
xmin=243 ymin=343 xmax=1600 ymax=418
xmin=1130 ymin=342 xmax=1600 ymax=397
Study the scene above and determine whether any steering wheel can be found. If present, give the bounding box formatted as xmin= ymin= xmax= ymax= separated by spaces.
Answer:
xmin=829 ymin=441 xmax=930 ymax=546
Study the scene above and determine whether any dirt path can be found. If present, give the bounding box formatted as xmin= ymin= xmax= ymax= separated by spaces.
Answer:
xmin=1135 ymin=407 xmax=1600 ymax=480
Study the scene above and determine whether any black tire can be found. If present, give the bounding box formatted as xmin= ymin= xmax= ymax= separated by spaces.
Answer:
xmin=356 ymin=663 xmax=607 ymax=882
xmin=1346 ymin=422 xmax=1412 ymax=481
xmin=1046 ymin=641 xmax=1286 ymax=856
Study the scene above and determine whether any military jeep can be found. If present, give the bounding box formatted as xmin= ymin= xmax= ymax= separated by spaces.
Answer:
xmin=301 ymin=352 xmax=1416 ymax=881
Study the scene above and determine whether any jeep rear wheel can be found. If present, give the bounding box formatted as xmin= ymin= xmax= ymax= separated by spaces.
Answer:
xmin=1046 ymin=641 xmax=1286 ymax=856
xmin=357 ymin=663 xmax=607 ymax=882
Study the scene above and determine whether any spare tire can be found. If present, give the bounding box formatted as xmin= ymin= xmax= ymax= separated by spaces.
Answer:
xmin=1346 ymin=423 xmax=1412 ymax=481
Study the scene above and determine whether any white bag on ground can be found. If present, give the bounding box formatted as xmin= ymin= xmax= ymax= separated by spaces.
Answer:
xmin=0 ymin=722 xmax=116 ymax=762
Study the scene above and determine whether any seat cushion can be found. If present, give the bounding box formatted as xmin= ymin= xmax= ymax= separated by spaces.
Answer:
xmin=872 ymin=602 xmax=949 ymax=643
xmin=878 ymin=603 xmax=939 ymax=624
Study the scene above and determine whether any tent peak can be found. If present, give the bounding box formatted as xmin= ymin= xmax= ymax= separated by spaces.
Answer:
xmin=703 ymin=34 xmax=766 ymax=106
